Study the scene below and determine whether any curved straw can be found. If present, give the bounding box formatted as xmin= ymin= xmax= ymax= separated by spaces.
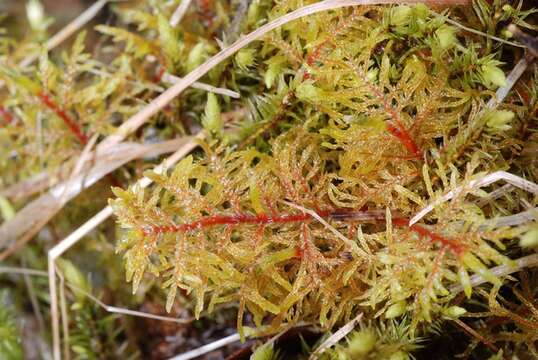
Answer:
xmin=168 ymin=333 xmax=241 ymax=360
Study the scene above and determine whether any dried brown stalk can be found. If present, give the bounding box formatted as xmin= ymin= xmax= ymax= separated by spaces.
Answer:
xmin=0 ymin=138 xmax=194 ymax=256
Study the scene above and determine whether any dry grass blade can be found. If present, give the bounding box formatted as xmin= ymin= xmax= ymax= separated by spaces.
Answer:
xmin=57 ymin=272 xmax=69 ymax=359
xmin=452 ymin=317 xmax=499 ymax=353
xmin=475 ymin=183 xmax=514 ymax=208
xmin=309 ymin=313 xmax=363 ymax=359
xmin=450 ymin=254 xmax=538 ymax=295
xmin=168 ymin=333 xmax=241 ymax=360
xmin=169 ymin=322 xmax=314 ymax=360
xmin=480 ymin=207 xmax=538 ymax=229
xmin=57 ymin=133 xmax=100 ymax=207
xmin=19 ymin=0 xmax=110 ymax=68
xmin=145 ymin=54 xmax=239 ymax=97
xmin=508 ymin=24 xmax=538 ymax=58
xmin=0 ymin=266 xmax=191 ymax=322
xmin=0 ymin=266 xmax=50 ymax=277
xmin=0 ymin=138 xmax=192 ymax=256
xmin=487 ymin=55 xmax=534 ymax=109
xmin=410 ymin=171 xmax=538 ymax=225
xmin=433 ymin=11 xmax=524 ymax=49
xmin=170 ymin=0 xmax=193 ymax=27
xmin=162 ymin=73 xmax=240 ymax=98
xmin=1 ymin=170 xmax=64 ymax=201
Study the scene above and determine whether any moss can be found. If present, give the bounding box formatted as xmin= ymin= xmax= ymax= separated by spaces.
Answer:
xmin=1 ymin=0 xmax=537 ymax=358
xmin=110 ymin=2 xmax=537 ymax=355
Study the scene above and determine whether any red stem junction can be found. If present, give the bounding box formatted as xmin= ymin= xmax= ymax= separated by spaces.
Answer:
xmin=298 ymin=9 xmax=422 ymax=159
xmin=363 ymin=81 xmax=422 ymax=159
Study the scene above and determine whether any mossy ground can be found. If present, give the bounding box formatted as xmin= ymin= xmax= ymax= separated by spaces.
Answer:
xmin=0 ymin=0 xmax=537 ymax=359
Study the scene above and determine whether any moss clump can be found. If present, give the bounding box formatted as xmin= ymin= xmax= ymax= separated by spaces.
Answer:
xmin=1 ymin=0 xmax=537 ymax=358
xmin=111 ymin=1 xmax=538 ymax=356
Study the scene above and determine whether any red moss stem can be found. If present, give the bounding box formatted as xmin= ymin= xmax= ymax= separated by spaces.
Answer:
xmin=154 ymin=65 xmax=166 ymax=83
xmin=38 ymin=92 xmax=121 ymax=187
xmin=408 ymin=223 xmax=465 ymax=256
xmin=142 ymin=209 xmax=465 ymax=256
xmin=452 ymin=318 xmax=499 ymax=354
xmin=306 ymin=41 xmax=328 ymax=67
xmin=144 ymin=210 xmax=332 ymax=236
xmin=298 ymin=9 xmax=422 ymax=158
xmin=197 ymin=0 xmax=214 ymax=27
xmin=0 ymin=106 xmax=14 ymax=126
xmin=391 ymin=217 xmax=465 ymax=255
xmin=38 ymin=91 xmax=89 ymax=144
xmin=362 ymin=81 xmax=422 ymax=158
xmin=386 ymin=123 xmax=422 ymax=158
xmin=153 ymin=55 xmax=169 ymax=83
xmin=303 ymin=9 xmax=360 ymax=79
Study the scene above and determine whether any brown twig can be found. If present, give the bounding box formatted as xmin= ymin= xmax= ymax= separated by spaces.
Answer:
xmin=508 ymin=24 xmax=538 ymax=58
xmin=452 ymin=317 xmax=499 ymax=354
